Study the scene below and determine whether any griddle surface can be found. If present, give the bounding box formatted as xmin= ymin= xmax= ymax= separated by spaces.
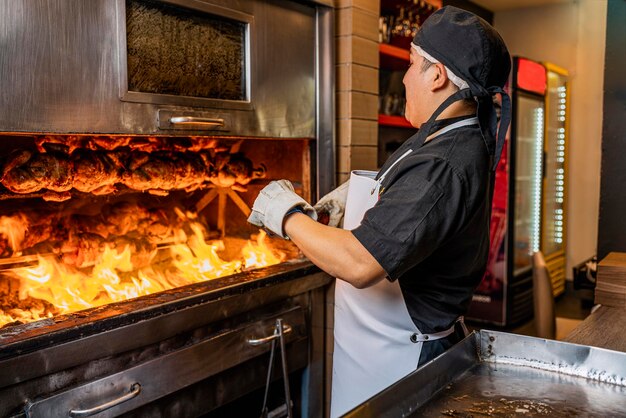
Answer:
xmin=413 ymin=361 xmax=626 ymax=417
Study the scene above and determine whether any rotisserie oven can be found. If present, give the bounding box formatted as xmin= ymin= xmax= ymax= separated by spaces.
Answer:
xmin=0 ymin=0 xmax=334 ymax=416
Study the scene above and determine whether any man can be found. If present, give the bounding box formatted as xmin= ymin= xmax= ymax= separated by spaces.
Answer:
xmin=248 ymin=6 xmax=511 ymax=417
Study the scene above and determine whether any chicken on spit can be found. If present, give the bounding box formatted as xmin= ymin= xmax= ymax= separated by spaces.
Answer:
xmin=1 ymin=145 xmax=265 ymax=199
xmin=1 ymin=150 xmax=73 ymax=196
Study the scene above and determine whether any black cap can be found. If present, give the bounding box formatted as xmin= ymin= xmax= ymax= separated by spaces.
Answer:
xmin=413 ymin=6 xmax=511 ymax=95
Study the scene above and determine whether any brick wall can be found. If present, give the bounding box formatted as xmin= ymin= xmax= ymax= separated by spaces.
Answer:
xmin=335 ymin=0 xmax=380 ymax=183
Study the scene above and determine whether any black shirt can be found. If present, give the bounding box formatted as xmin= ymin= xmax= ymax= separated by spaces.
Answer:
xmin=352 ymin=117 xmax=491 ymax=337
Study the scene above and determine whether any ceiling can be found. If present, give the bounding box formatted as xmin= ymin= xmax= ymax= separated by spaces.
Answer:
xmin=471 ymin=0 xmax=571 ymax=12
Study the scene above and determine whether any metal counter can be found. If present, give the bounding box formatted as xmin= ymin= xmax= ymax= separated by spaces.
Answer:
xmin=345 ymin=330 xmax=626 ymax=417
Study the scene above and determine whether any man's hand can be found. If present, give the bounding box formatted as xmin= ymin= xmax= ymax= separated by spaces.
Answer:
xmin=314 ymin=180 xmax=349 ymax=228
xmin=247 ymin=180 xmax=317 ymax=239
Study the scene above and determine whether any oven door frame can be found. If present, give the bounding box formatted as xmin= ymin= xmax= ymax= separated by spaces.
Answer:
xmin=116 ymin=0 xmax=255 ymax=111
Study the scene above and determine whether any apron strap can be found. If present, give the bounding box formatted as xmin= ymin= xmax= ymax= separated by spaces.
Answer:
xmin=376 ymin=104 xmax=479 ymax=189
xmin=488 ymin=86 xmax=511 ymax=171
xmin=410 ymin=316 xmax=467 ymax=343
xmin=376 ymin=87 xmax=477 ymax=183
xmin=376 ymin=148 xmax=413 ymax=188
xmin=420 ymin=89 xmax=474 ymax=142
xmin=457 ymin=315 xmax=470 ymax=338
xmin=425 ymin=116 xmax=479 ymax=142
xmin=431 ymin=86 xmax=511 ymax=172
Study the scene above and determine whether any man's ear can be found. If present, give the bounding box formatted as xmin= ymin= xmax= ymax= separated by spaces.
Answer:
xmin=431 ymin=63 xmax=449 ymax=91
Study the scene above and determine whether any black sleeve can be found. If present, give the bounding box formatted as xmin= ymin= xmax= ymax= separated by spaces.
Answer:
xmin=352 ymin=156 xmax=466 ymax=281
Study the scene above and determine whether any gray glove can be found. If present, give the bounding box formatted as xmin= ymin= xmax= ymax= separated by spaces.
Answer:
xmin=314 ymin=180 xmax=349 ymax=228
xmin=247 ymin=180 xmax=317 ymax=239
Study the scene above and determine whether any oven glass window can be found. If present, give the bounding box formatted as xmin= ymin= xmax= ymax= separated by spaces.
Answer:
xmin=126 ymin=0 xmax=247 ymax=101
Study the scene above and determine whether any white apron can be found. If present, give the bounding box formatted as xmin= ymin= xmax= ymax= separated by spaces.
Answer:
xmin=330 ymin=117 xmax=478 ymax=417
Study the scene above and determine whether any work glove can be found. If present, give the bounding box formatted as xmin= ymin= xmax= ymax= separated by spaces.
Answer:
xmin=248 ymin=180 xmax=317 ymax=239
xmin=314 ymin=180 xmax=349 ymax=228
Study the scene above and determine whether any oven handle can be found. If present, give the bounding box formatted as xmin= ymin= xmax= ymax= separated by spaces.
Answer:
xmin=68 ymin=383 xmax=141 ymax=417
xmin=247 ymin=323 xmax=293 ymax=346
xmin=169 ymin=116 xmax=225 ymax=127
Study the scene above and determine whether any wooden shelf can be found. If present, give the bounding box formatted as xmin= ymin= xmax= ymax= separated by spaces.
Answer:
xmin=382 ymin=0 xmax=441 ymax=11
xmin=378 ymin=114 xmax=413 ymax=128
xmin=379 ymin=43 xmax=409 ymax=61
xmin=380 ymin=0 xmax=441 ymax=22
xmin=379 ymin=43 xmax=410 ymax=72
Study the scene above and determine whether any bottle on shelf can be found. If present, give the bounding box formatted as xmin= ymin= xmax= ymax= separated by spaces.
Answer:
xmin=377 ymin=0 xmax=440 ymax=166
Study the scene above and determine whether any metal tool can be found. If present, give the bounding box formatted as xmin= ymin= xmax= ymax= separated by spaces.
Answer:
xmin=260 ymin=319 xmax=293 ymax=418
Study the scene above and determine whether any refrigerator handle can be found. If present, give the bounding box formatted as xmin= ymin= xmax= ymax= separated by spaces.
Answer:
xmin=542 ymin=150 xmax=547 ymax=179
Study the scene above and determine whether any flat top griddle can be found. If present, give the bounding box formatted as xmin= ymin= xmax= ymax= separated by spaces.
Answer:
xmin=346 ymin=330 xmax=626 ymax=417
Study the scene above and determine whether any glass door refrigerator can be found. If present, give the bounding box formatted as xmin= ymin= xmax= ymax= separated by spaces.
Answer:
xmin=467 ymin=57 xmax=547 ymax=326
xmin=541 ymin=63 xmax=569 ymax=297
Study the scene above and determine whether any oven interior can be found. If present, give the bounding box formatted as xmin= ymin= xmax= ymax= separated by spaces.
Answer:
xmin=0 ymin=134 xmax=312 ymax=332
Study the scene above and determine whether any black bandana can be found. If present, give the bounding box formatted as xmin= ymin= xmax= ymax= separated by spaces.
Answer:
xmin=413 ymin=6 xmax=512 ymax=170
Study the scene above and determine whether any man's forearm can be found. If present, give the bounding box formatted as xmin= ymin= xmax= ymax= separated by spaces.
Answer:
xmin=283 ymin=213 xmax=386 ymax=288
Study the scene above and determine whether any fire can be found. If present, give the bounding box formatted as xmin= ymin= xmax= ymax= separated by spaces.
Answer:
xmin=170 ymin=223 xmax=243 ymax=282
xmin=242 ymin=231 xmax=284 ymax=268
xmin=0 ymin=214 xmax=28 ymax=252
xmin=0 ymin=222 xmax=285 ymax=328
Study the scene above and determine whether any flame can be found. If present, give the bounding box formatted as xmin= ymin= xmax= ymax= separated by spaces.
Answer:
xmin=0 ymin=214 xmax=28 ymax=252
xmin=0 ymin=306 xmax=52 ymax=327
xmin=0 ymin=222 xmax=286 ymax=328
xmin=242 ymin=231 xmax=285 ymax=268
xmin=170 ymin=222 xmax=242 ymax=282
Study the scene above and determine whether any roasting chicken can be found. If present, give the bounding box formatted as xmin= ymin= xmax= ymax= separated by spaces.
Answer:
xmin=0 ymin=211 xmax=60 ymax=256
xmin=60 ymin=233 xmax=106 ymax=268
xmin=72 ymin=150 xmax=122 ymax=194
xmin=107 ymin=235 xmax=157 ymax=269
xmin=1 ymin=146 xmax=264 ymax=198
xmin=1 ymin=150 xmax=73 ymax=194
xmin=210 ymin=152 xmax=266 ymax=191
xmin=135 ymin=209 xmax=173 ymax=242
xmin=122 ymin=152 xmax=209 ymax=193
xmin=56 ymin=203 xmax=172 ymax=268
xmin=70 ymin=214 xmax=112 ymax=239
xmin=0 ymin=201 xmax=179 ymax=263
xmin=59 ymin=233 xmax=158 ymax=269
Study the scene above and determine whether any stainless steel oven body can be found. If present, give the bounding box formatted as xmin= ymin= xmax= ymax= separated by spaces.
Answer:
xmin=1 ymin=263 xmax=331 ymax=418
xmin=0 ymin=0 xmax=335 ymax=416
xmin=0 ymin=0 xmax=334 ymax=194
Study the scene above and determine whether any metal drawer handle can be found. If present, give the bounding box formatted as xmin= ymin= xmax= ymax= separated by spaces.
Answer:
xmin=247 ymin=324 xmax=292 ymax=346
xmin=169 ymin=116 xmax=225 ymax=126
xmin=68 ymin=383 xmax=141 ymax=417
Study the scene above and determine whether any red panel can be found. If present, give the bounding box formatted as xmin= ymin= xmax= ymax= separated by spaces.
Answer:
xmin=379 ymin=43 xmax=409 ymax=61
xmin=516 ymin=58 xmax=546 ymax=95
xmin=378 ymin=114 xmax=414 ymax=128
